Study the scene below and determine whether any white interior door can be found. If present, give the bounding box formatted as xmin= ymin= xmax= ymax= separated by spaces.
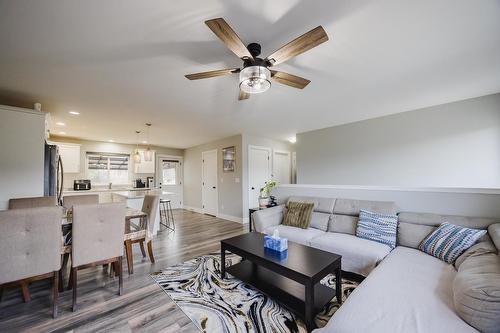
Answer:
xmin=273 ymin=150 xmax=291 ymax=184
xmin=157 ymin=156 xmax=183 ymax=209
xmin=202 ymin=150 xmax=218 ymax=216
xmin=248 ymin=146 xmax=271 ymax=209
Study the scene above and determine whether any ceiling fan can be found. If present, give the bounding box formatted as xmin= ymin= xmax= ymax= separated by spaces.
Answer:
xmin=185 ymin=18 xmax=329 ymax=100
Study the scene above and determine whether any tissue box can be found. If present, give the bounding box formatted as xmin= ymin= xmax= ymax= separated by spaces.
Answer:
xmin=264 ymin=247 xmax=288 ymax=260
xmin=264 ymin=235 xmax=288 ymax=252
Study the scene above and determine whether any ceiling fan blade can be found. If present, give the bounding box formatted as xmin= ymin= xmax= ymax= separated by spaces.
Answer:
xmin=265 ymin=26 xmax=328 ymax=66
xmin=205 ymin=18 xmax=254 ymax=60
xmin=185 ymin=68 xmax=239 ymax=80
xmin=238 ymin=89 xmax=250 ymax=101
xmin=271 ymin=70 xmax=310 ymax=89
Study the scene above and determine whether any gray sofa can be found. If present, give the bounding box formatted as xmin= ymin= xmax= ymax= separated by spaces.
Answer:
xmin=252 ymin=196 xmax=500 ymax=333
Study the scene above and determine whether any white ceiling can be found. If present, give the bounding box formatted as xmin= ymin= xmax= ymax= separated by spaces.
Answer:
xmin=0 ymin=0 xmax=499 ymax=148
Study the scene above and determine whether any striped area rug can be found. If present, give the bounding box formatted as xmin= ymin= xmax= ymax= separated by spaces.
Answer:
xmin=151 ymin=253 xmax=359 ymax=333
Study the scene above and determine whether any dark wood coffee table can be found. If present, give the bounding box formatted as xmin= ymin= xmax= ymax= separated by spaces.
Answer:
xmin=220 ymin=232 xmax=342 ymax=331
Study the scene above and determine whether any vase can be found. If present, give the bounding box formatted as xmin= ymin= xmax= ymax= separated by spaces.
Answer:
xmin=259 ymin=197 xmax=270 ymax=208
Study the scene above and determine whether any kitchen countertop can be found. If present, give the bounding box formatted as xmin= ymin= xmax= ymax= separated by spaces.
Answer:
xmin=112 ymin=189 xmax=175 ymax=199
xmin=63 ymin=187 xmax=151 ymax=194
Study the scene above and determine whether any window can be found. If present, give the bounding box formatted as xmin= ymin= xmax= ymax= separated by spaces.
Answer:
xmin=161 ymin=160 xmax=180 ymax=185
xmin=87 ymin=153 xmax=129 ymax=185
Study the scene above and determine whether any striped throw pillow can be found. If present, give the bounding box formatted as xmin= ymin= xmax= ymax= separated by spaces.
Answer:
xmin=282 ymin=201 xmax=314 ymax=229
xmin=356 ymin=210 xmax=398 ymax=249
xmin=419 ymin=222 xmax=487 ymax=264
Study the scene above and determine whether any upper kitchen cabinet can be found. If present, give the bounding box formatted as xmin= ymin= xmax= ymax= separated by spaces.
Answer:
xmin=58 ymin=143 xmax=81 ymax=173
xmin=134 ymin=149 xmax=155 ymax=174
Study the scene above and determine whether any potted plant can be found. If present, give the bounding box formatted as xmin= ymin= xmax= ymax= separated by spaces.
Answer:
xmin=259 ymin=180 xmax=278 ymax=208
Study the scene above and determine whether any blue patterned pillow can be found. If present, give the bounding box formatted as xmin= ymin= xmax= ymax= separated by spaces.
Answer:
xmin=356 ymin=210 xmax=398 ymax=249
xmin=419 ymin=222 xmax=487 ymax=264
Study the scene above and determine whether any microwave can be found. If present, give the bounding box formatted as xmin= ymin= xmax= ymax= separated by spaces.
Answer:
xmin=74 ymin=179 xmax=91 ymax=191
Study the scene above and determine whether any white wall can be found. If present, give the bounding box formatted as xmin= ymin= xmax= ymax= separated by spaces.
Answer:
xmin=296 ymin=93 xmax=500 ymax=188
xmin=274 ymin=185 xmax=500 ymax=219
xmin=0 ymin=105 xmax=46 ymax=209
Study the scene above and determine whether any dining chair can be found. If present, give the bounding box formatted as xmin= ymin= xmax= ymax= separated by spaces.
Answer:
xmin=69 ymin=203 xmax=125 ymax=311
xmin=63 ymin=194 xmax=99 ymax=209
xmin=124 ymin=194 xmax=160 ymax=274
xmin=0 ymin=206 xmax=63 ymax=318
xmin=8 ymin=196 xmax=57 ymax=209
xmin=6 ymin=196 xmax=59 ymax=301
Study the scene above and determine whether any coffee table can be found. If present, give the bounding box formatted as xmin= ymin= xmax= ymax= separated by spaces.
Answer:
xmin=220 ymin=232 xmax=342 ymax=331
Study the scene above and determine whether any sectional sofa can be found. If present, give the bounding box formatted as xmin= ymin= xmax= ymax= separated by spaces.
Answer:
xmin=252 ymin=196 xmax=500 ymax=333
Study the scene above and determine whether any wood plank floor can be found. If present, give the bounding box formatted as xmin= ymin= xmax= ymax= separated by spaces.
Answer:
xmin=0 ymin=210 xmax=247 ymax=333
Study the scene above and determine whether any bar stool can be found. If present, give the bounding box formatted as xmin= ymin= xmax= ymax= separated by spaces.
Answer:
xmin=160 ymin=198 xmax=175 ymax=231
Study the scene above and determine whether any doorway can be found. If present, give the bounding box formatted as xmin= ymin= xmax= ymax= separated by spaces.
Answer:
xmin=156 ymin=155 xmax=183 ymax=209
xmin=202 ymin=149 xmax=218 ymax=216
xmin=273 ymin=150 xmax=291 ymax=184
xmin=248 ymin=145 xmax=271 ymax=209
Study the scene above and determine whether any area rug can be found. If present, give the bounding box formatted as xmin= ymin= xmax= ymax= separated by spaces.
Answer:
xmin=151 ymin=253 xmax=359 ymax=333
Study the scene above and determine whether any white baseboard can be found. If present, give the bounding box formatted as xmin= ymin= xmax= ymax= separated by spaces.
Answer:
xmin=217 ymin=213 xmax=244 ymax=224
xmin=183 ymin=206 xmax=245 ymax=224
xmin=182 ymin=205 xmax=204 ymax=214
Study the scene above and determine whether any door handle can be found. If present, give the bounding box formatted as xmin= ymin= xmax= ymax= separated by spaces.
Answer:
xmin=251 ymin=187 xmax=255 ymax=190
xmin=212 ymin=186 xmax=216 ymax=189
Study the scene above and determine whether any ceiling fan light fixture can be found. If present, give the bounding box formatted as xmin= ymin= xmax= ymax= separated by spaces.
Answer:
xmin=239 ymin=66 xmax=271 ymax=94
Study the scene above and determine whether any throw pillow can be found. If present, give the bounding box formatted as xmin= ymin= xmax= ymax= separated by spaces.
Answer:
xmin=356 ymin=209 xmax=398 ymax=249
xmin=419 ymin=222 xmax=487 ymax=264
xmin=282 ymin=201 xmax=314 ymax=229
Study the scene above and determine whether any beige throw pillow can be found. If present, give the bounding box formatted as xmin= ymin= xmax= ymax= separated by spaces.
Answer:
xmin=283 ymin=201 xmax=314 ymax=229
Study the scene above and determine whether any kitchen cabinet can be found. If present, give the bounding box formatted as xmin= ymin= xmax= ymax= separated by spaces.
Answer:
xmin=134 ymin=150 xmax=155 ymax=174
xmin=58 ymin=143 xmax=81 ymax=173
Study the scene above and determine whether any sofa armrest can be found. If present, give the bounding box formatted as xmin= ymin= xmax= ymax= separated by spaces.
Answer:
xmin=252 ymin=205 xmax=284 ymax=232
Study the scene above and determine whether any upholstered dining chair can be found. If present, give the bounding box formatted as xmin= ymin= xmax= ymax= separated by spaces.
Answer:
xmin=63 ymin=194 xmax=99 ymax=209
xmin=69 ymin=203 xmax=125 ymax=311
xmin=124 ymin=194 xmax=160 ymax=274
xmin=0 ymin=206 xmax=63 ymax=318
xmin=8 ymin=196 xmax=57 ymax=209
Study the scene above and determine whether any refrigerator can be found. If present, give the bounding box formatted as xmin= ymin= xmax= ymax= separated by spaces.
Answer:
xmin=44 ymin=143 xmax=64 ymax=204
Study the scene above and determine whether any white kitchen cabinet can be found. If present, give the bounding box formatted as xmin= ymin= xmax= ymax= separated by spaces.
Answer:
xmin=134 ymin=150 xmax=155 ymax=174
xmin=58 ymin=143 xmax=81 ymax=173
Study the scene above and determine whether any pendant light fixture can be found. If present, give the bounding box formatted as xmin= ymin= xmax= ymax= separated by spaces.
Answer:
xmin=133 ymin=130 xmax=141 ymax=164
xmin=144 ymin=123 xmax=153 ymax=162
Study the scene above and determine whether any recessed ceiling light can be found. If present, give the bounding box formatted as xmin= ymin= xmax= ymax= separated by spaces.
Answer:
xmin=288 ymin=136 xmax=297 ymax=143
xmin=108 ymin=139 xmax=114 ymax=143
xmin=142 ymin=140 xmax=147 ymax=144
xmin=55 ymin=122 xmax=66 ymax=126
xmin=59 ymin=131 xmax=66 ymax=135
xmin=68 ymin=111 xmax=80 ymax=115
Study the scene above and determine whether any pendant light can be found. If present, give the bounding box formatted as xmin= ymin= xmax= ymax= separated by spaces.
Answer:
xmin=144 ymin=123 xmax=153 ymax=162
xmin=133 ymin=131 xmax=141 ymax=164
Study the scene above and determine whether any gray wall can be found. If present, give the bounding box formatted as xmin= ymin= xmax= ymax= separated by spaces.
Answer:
xmin=184 ymin=135 xmax=243 ymax=219
xmin=49 ymin=135 xmax=183 ymax=189
xmin=0 ymin=105 xmax=46 ymax=209
xmin=297 ymin=93 xmax=500 ymax=188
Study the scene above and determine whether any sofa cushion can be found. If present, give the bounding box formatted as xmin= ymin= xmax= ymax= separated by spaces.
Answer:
xmin=333 ymin=198 xmax=397 ymax=216
xmin=328 ymin=215 xmax=358 ymax=235
xmin=454 ymin=236 xmax=497 ymax=269
xmin=356 ymin=210 xmax=398 ymax=249
xmin=263 ymin=225 xmax=325 ymax=246
xmin=453 ymin=253 xmax=500 ymax=333
xmin=419 ymin=222 xmax=487 ymax=264
xmin=315 ymin=247 xmax=478 ymax=333
xmin=398 ymin=212 xmax=496 ymax=229
xmin=310 ymin=212 xmax=330 ymax=232
xmin=488 ymin=223 xmax=500 ymax=251
xmin=309 ymin=233 xmax=391 ymax=276
xmin=287 ymin=196 xmax=335 ymax=214
xmin=283 ymin=201 xmax=314 ymax=229
xmin=397 ymin=222 xmax=436 ymax=248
